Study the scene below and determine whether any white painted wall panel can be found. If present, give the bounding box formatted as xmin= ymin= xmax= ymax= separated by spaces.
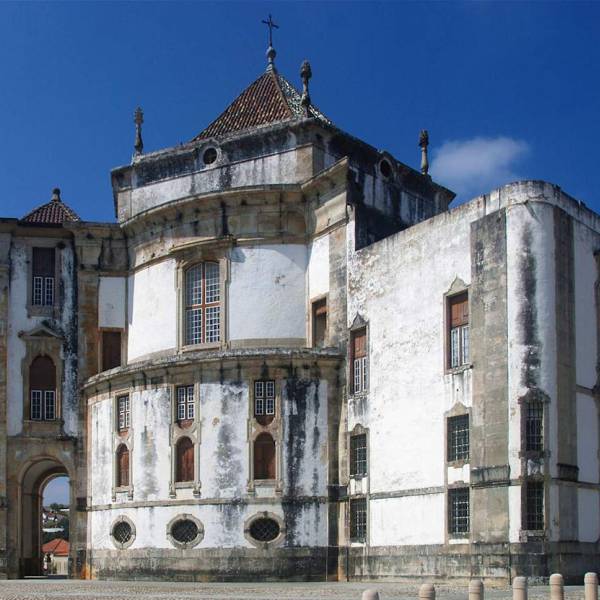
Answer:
xmin=308 ymin=234 xmax=329 ymax=300
xmin=90 ymin=399 xmax=113 ymax=506
xmin=577 ymin=393 xmax=599 ymax=483
xmin=578 ymin=488 xmax=600 ymax=542
xmin=127 ymin=259 xmax=177 ymax=361
xmin=98 ymin=276 xmax=126 ymax=329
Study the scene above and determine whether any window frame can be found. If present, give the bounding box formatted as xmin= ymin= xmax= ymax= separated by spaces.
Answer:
xmin=447 ymin=414 xmax=470 ymax=463
xmin=116 ymin=394 xmax=130 ymax=433
xmin=99 ymin=328 xmax=123 ymax=373
xmin=350 ymin=433 xmax=368 ymax=477
xmin=175 ymin=436 xmax=195 ymax=483
xmin=447 ymin=486 xmax=470 ymax=538
xmin=349 ymin=497 xmax=368 ymax=542
xmin=311 ymin=296 xmax=328 ymax=348
xmin=253 ymin=380 xmax=276 ymax=425
xmin=115 ymin=443 xmax=130 ymax=489
xmin=522 ymin=479 xmax=545 ymax=532
xmin=28 ymin=355 xmax=58 ymax=422
xmin=176 ymin=385 xmax=195 ymax=424
xmin=350 ymin=327 xmax=368 ymax=395
xmin=446 ymin=291 xmax=470 ymax=370
xmin=253 ymin=432 xmax=277 ymax=481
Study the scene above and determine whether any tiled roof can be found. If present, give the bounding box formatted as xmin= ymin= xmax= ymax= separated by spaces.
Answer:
xmin=42 ymin=538 xmax=69 ymax=556
xmin=21 ymin=189 xmax=81 ymax=225
xmin=193 ymin=69 xmax=332 ymax=141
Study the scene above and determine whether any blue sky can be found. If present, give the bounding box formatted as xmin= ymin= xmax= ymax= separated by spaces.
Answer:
xmin=0 ymin=2 xmax=598 ymax=221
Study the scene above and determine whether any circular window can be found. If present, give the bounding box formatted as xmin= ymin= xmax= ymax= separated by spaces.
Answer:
xmin=112 ymin=521 xmax=132 ymax=545
xmin=171 ymin=519 xmax=199 ymax=544
xmin=379 ymin=159 xmax=392 ymax=178
xmin=203 ymin=147 xmax=217 ymax=165
xmin=249 ymin=517 xmax=280 ymax=542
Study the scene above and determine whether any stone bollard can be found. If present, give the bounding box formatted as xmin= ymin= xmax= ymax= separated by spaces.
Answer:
xmin=513 ymin=576 xmax=528 ymax=600
xmin=585 ymin=573 xmax=599 ymax=600
xmin=550 ymin=573 xmax=564 ymax=600
xmin=419 ymin=583 xmax=435 ymax=600
xmin=469 ymin=579 xmax=484 ymax=600
xmin=362 ymin=590 xmax=380 ymax=600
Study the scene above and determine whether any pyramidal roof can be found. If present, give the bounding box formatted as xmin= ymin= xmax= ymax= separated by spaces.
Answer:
xmin=193 ymin=67 xmax=332 ymax=142
xmin=21 ymin=188 xmax=81 ymax=225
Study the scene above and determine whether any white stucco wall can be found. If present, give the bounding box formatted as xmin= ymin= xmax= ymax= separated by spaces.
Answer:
xmin=577 ymin=392 xmax=599 ymax=484
xmin=127 ymin=259 xmax=177 ymax=361
xmin=308 ymin=234 xmax=329 ymax=300
xmin=98 ymin=276 xmax=126 ymax=329
xmin=228 ymin=245 xmax=307 ymax=342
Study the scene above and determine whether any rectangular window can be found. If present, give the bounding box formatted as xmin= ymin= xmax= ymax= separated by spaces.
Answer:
xmin=101 ymin=331 xmax=122 ymax=371
xmin=312 ymin=298 xmax=327 ymax=348
xmin=447 ymin=414 xmax=470 ymax=462
xmin=254 ymin=380 xmax=275 ymax=418
xmin=177 ymin=385 xmax=195 ymax=421
xmin=350 ymin=434 xmax=367 ymax=476
xmin=524 ymin=480 xmax=544 ymax=530
xmin=117 ymin=395 xmax=130 ymax=431
xmin=525 ymin=402 xmax=543 ymax=452
xmin=31 ymin=390 xmax=42 ymax=420
xmin=351 ymin=328 xmax=368 ymax=393
xmin=448 ymin=487 xmax=470 ymax=535
xmin=32 ymin=248 xmax=55 ymax=306
xmin=44 ymin=391 xmax=56 ymax=420
xmin=448 ymin=293 xmax=469 ymax=368
xmin=350 ymin=498 xmax=367 ymax=541
xmin=185 ymin=262 xmax=220 ymax=346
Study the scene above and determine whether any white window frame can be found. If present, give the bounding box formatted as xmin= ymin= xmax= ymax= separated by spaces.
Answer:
xmin=30 ymin=389 xmax=56 ymax=420
xmin=254 ymin=380 xmax=275 ymax=416
xmin=177 ymin=385 xmax=195 ymax=421
xmin=117 ymin=395 xmax=130 ymax=431
xmin=353 ymin=356 xmax=368 ymax=393
xmin=184 ymin=262 xmax=221 ymax=346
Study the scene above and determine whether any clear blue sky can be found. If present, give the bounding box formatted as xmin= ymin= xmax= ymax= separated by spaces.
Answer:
xmin=0 ymin=2 xmax=598 ymax=220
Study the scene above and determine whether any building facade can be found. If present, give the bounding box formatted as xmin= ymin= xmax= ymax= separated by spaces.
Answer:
xmin=0 ymin=49 xmax=599 ymax=583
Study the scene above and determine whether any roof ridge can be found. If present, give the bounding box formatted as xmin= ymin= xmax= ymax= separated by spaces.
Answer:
xmin=269 ymin=68 xmax=294 ymax=120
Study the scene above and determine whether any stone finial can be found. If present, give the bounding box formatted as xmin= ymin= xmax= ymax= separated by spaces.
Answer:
xmin=51 ymin=188 xmax=61 ymax=202
xmin=419 ymin=129 xmax=429 ymax=176
xmin=134 ymin=106 xmax=144 ymax=156
xmin=262 ymin=14 xmax=279 ymax=71
xmin=300 ymin=60 xmax=312 ymax=115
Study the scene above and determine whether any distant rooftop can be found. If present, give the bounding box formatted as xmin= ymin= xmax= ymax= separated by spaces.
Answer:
xmin=21 ymin=188 xmax=81 ymax=225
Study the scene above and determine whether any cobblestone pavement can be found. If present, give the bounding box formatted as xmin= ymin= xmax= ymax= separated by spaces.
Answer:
xmin=0 ymin=580 xmax=587 ymax=600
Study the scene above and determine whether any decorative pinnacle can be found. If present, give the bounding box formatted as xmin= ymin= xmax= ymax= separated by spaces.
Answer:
xmin=134 ymin=106 xmax=144 ymax=155
xmin=300 ymin=60 xmax=312 ymax=115
xmin=419 ymin=129 xmax=429 ymax=176
xmin=262 ymin=14 xmax=279 ymax=70
xmin=51 ymin=188 xmax=61 ymax=202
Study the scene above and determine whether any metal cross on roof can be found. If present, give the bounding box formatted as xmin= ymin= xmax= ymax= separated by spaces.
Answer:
xmin=262 ymin=14 xmax=279 ymax=48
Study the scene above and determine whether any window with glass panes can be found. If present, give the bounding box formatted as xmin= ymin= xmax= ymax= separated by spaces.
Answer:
xmin=351 ymin=329 xmax=367 ymax=393
xmin=350 ymin=434 xmax=367 ymax=476
xmin=524 ymin=480 xmax=544 ymax=530
xmin=350 ymin=498 xmax=367 ymax=540
xmin=254 ymin=380 xmax=275 ymax=417
xmin=117 ymin=395 xmax=130 ymax=431
xmin=32 ymin=247 xmax=55 ymax=306
xmin=29 ymin=355 xmax=56 ymax=421
xmin=177 ymin=385 xmax=195 ymax=421
xmin=448 ymin=487 xmax=470 ymax=535
xmin=447 ymin=414 xmax=470 ymax=462
xmin=525 ymin=401 xmax=543 ymax=451
xmin=184 ymin=262 xmax=220 ymax=345
xmin=448 ymin=293 xmax=469 ymax=368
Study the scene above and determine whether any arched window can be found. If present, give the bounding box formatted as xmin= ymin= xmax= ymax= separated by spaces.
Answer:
xmin=184 ymin=262 xmax=220 ymax=346
xmin=29 ymin=355 xmax=56 ymax=420
xmin=254 ymin=433 xmax=276 ymax=480
xmin=176 ymin=437 xmax=194 ymax=482
xmin=116 ymin=444 xmax=129 ymax=487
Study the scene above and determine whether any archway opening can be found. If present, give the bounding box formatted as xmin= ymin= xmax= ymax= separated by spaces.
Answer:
xmin=20 ymin=459 xmax=69 ymax=577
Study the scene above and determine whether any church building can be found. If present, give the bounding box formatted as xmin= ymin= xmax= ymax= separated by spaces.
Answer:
xmin=0 ymin=34 xmax=599 ymax=583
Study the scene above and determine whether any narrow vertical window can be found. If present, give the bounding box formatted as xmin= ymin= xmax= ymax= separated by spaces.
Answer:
xmin=350 ymin=498 xmax=367 ymax=541
xmin=176 ymin=437 xmax=194 ymax=482
xmin=350 ymin=434 xmax=367 ymax=476
xmin=525 ymin=401 xmax=543 ymax=452
xmin=117 ymin=395 xmax=130 ymax=432
xmin=254 ymin=433 xmax=276 ymax=480
xmin=448 ymin=488 xmax=470 ymax=535
xmin=176 ymin=385 xmax=195 ymax=422
xmin=116 ymin=444 xmax=129 ymax=487
xmin=254 ymin=380 xmax=275 ymax=425
xmin=447 ymin=414 xmax=470 ymax=462
xmin=101 ymin=331 xmax=122 ymax=371
xmin=448 ymin=292 xmax=469 ymax=368
xmin=185 ymin=262 xmax=220 ymax=345
xmin=524 ymin=480 xmax=544 ymax=530
xmin=29 ymin=355 xmax=56 ymax=421
xmin=312 ymin=298 xmax=327 ymax=348
xmin=32 ymin=247 xmax=55 ymax=306
xmin=351 ymin=328 xmax=368 ymax=393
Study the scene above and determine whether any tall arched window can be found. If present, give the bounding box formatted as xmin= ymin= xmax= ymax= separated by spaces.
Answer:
xmin=176 ymin=437 xmax=194 ymax=482
xmin=254 ymin=433 xmax=276 ymax=480
xmin=185 ymin=262 xmax=220 ymax=346
xmin=29 ymin=355 xmax=56 ymax=420
xmin=116 ymin=444 xmax=129 ymax=487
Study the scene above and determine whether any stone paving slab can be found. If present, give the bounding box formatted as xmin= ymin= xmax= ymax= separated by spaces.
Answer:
xmin=0 ymin=581 xmax=587 ymax=600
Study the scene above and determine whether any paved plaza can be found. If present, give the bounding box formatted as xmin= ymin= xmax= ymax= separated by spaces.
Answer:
xmin=0 ymin=581 xmax=588 ymax=600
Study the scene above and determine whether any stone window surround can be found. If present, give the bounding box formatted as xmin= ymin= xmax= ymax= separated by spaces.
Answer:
xmin=348 ymin=423 xmax=369 ymax=480
xmin=175 ymin=251 xmax=229 ymax=354
xmin=166 ymin=513 xmax=204 ymax=549
xmin=243 ymin=511 xmax=286 ymax=549
xmin=247 ymin=379 xmax=282 ymax=494
xmin=110 ymin=515 xmax=136 ymax=550
xmin=519 ymin=476 xmax=547 ymax=539
xmin=348 ymin=495 xmax=368 ymax=545
xmin=518 ymin=390 xmax=550 ymax=460
xmin=444 ymin=278 xmax=472 ymax=375
xmin=444 ymin=403 xmax=472 ymax=469
xmin=20 ymin=326 xmax=63 ymax=431
xmin=169 ymin=382 xmax=201 ymax=498
xmin=112 ymin=393 xmax=134 ymax=501
xmin=348 ymin=314 xmax=369 ymax=397
xmin=25 ymin=240 xmax=63 ymax=319
xmin=446 ymin=484 xmax=471 ymax=541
